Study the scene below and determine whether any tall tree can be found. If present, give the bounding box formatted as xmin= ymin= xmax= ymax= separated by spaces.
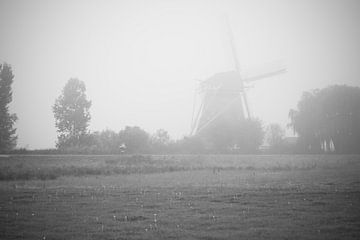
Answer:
xmin=0 ymin=63 xmax=17 ymax=152
xmin=53 ymin=78 xmax=91 ymax=149
xmin=289 ymin=85 xmax=360 ymax=153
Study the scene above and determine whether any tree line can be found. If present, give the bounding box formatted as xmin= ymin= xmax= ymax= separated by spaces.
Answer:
xmin=1 ymin=62 xmax=360 ymax=154
xmin=51 ymin=78 xmax=265 ymax=154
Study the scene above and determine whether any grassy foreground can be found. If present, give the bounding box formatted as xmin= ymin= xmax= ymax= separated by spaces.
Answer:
xmin=0 ymin=154 xmax=359 ymax=239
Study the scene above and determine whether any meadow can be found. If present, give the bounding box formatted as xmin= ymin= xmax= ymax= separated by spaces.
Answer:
xmin=0 ymin=154 xmax=359 ymax=239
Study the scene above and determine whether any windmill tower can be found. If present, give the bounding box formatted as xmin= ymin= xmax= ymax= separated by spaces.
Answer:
xmin=190 ymin=18 xmax=286 ymax=136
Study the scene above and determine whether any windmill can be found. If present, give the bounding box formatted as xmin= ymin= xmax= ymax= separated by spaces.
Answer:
xmin=190 ymin=17 xmax=286 ymax=136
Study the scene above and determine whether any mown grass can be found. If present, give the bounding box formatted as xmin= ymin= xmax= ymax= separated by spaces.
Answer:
xmin=0 ymin=162 xmax=359 ymax=240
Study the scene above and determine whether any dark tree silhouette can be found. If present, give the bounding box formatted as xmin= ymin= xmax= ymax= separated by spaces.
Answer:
xmin=266 ymin=123 xmax=285 ymax=151
xmin=152 ymin=129 xmax=170 ymax=145
xmin=233 ymin=118 xmax=264 ymax=153
xmin=199 ymin=118 xmax=264 ymax=153
xmin=53 ymin=78 xmax=91 ymax=149
xmin=150 ymin=129 xmax=171 ymax=153
xmin=174 ymin=136 xmax=205 ymax=154
xmin=289 ymin=85 xmax=360 ymax=153
xmin=0 ymin=63 xmax=17 ymax=152
xmin=92 ymin=129 xmax=122 ymax=153
xmin=118 ymin=126 xmax=149 ymax=153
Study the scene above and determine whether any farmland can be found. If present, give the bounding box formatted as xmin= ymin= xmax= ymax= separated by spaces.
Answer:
xmin=0 ymin=154 xmax=359 ymax=239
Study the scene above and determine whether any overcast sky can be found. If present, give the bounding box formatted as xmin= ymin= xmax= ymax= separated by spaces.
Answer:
xmin=1 ymin=0 xmax=360 ymax=149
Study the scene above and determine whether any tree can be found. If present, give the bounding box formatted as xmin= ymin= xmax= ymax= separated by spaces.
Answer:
xmin=266 ymin=123 xmax=285 ymax=152
xmin=289 ymin=85 xmax=360 ymax=153
xmin=92 ymin=129 xmax=121 ymax=153
xmin=53 ymin=78 xmax=91 ymax=149
xmin=233 ymin=119 xmax=264 ymax=153
xmin=152 ymin=129 xmax=170 ymax=145
xmin=0 ymin=63 xmax=17 ymax=152
xmin=174 ymin=136 xmax=206 ymax=154
xmin=118 ymin=126 xmax=149 ymax=153
xmin=199 ymin=118 xmax=264 ymax=153
xmin=288 ymin=91 xmax=322 ymax=152
xmin=150 ymin=129 xmax=171 ymax=153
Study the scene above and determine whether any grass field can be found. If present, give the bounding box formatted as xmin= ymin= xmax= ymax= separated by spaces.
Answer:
xmin=0 ymin=154 xmax=359 ymax=239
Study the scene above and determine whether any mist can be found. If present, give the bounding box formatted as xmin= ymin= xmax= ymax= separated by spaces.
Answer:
xmin=1 ymin=0 xmax=360 ymax=149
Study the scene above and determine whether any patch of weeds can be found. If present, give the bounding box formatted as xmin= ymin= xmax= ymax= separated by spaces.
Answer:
xmin=117 ymin=215 xmax=148 ymax=222
xmin=15 ymin=162 xmax=25 ymax=169
xmin=105 ymin=159 xmax=120 ymax=166
xmin=124 ymin=155 xmax=154 ymax=164
xmin=269 ymin=162 xmax=317 ymax=171
xmin=37 ymin=170 xmax=58 ymax=180
xmin=311 ymin=201 xmax=326 ymax=206
xmin=112 ymin=167 xmax=131 ymax=175
xmin=245 ymin=166 xmax=256 ymax=171
xmin=300 ymin=162 xmax=317 ymax=170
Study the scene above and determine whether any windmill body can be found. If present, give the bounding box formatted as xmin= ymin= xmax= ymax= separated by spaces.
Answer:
xmin=194 ymin=71 xmax=245 ymax=135
xmin=190 ymin=19 xmax=286 ymax=136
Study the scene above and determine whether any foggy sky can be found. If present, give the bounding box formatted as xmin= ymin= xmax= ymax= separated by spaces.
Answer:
xmin=1 ymin=0 xmax=360 ymax=149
